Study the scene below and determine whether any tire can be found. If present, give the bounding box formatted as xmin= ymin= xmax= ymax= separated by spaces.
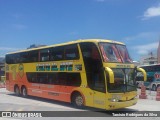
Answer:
xmin=152 ymin=85 xmax=157 ymax=91
xmin=157 ymin=85 xmax=160 ymax=90
xmin=72 ymin=93 xmax=84 ymax=108
xmin=14 ymin=86 xmax=20 ymax=96
xmin=21 ymin=87 xmax=28 ymax=97
xmin=136 ymin=83 xmax=139 ymax=88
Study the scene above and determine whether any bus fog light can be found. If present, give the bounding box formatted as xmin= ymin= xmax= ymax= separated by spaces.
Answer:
xmin=112 ymin=99 xmax=117 ymax=102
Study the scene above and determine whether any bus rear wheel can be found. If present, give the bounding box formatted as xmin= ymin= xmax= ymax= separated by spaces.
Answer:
xmin=157 ymin=85 xmax=160 ymax=90
xmin=14 ymin=86 xmax=20 ymax=96
xmin=72 ymin=93 xmax=84 ymax=108
xmin=152 ymin=85 xmax=157 ymax=91
xmin=21 ymin=87 xmax=27 ymax=97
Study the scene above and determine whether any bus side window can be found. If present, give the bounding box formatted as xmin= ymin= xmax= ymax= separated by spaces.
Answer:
xmin=66 ymin=73 xmax=81 ymax=86
xmin=28 ymin=51 xmax=39 ymax=62
xmin=50 ymin=47 xmax=64 ymax=61
xmin=91 ymin=46 xmax=100 ymax=60
xmin=6 ymin=55 xmax=12 ymax=64
xmin=40 ymin=49 xmax=50 ymax=62
xmin=20 ymin=52 xmax=29 ymax=63
xmin=58 ymin=73 xmax=67 ymax=85
xmin=80 ymin=42 xmax=105 ymax=92
xmin=65 ymin=44 xmax=79 ymax=60
xmin=48 ymin=73 xmax=58 ymax=84
xmin=15 ymin=53 xmax=21 ymax=63
xmin=37 ymin=73 xmax=48 ymax=84
xmin=136 ymin=71 xmax=144 ymax=81
xmin=9 ymin=54 xmax=15 ymax=64
xmin=26 ymin=72 xmax=37 ymax=83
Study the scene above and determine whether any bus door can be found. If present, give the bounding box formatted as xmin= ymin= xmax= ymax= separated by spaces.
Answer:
xmin=80 ymin=42 xmax=106 ymax=109
xmin=92 ymin=73 xmax=106 ymax=109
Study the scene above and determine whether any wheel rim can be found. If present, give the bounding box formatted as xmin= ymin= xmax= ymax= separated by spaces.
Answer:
xmin=75 ymin=96 xmax=83 ymax=106
xmin=153 ymin=85 xmax=156 ymax=91
xmin=22 ymin=88 xmax=27 ymax=96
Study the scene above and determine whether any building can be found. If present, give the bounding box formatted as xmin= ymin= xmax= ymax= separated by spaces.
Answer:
xmin=139 ymin=52 xmax=158 ymax=65
xmin=133 ymin=61 xmax=140 ymax=66
xmin=139 ymin=40 xmax=160 ymax=65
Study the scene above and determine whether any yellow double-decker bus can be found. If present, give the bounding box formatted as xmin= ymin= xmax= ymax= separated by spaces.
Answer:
xmin=5 ymin=39 xmax=146 ymax=110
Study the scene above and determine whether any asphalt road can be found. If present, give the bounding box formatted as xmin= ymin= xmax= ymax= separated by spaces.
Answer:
xmin=0 ymin=88 xmax=160 ymax=120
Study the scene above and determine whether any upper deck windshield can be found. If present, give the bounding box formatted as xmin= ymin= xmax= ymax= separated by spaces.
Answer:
xmin=99 ymin=43 xmax=132 ymax=63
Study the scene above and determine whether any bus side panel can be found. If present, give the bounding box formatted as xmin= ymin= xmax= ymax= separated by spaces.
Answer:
xmin=39 ymin=84 xmax=61 ymax=101
xmin=58 ymin=85 xmax=70 ymax=102
xmin=7 ymin=72 xmax=16 ymax=92
xmin=5 ymin=72 xmax=11 ymax=91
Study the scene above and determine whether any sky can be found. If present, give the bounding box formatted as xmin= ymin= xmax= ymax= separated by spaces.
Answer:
xmin=0 ymin=0 xmax=160 ymax=61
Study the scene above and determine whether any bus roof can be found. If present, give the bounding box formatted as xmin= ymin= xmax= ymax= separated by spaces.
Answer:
xmin=6 ymin=39 xmax=125 ymax=55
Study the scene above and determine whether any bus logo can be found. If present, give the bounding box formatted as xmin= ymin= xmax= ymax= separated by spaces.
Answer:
xmin=11 ymin=65 xmax=17 ymax=80
xmin=18 ymin=64 xmax=24 ymax=78
xmin=154 ymin=73 xmax=160 ymax=79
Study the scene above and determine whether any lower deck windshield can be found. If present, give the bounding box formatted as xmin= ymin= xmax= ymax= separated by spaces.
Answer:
xmin=107 ymin=68 xmax=136 ymax=93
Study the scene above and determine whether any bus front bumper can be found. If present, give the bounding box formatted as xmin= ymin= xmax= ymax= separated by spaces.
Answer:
xmin=106 ymin=98 xmax=138 ymax=110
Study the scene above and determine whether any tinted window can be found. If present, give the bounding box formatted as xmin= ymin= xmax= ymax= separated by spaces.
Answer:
xmin=80 ymin=42 xmax=105 ymax=92
xmin=48 ymin=73 xmax=58 ymax=84
xmin=50 ymin=47 xmax=64 ymax=61
xmin=142 ymin=65 xmax=160 ymax=72
xmin=20 ymin=52 xmax=30 ymax=63
xmin=6 ymin=54 xmax=14 ymax=64
xmin=40 ymin=49 xmax=50 ymax=62
xmin=26 ymin=72 xmax=81 ymax=87
xmin=65 ymin=44 xmax=79 ymax=60
xmin=6 ymin=50 xmax=39 ymax=64
xmin=37 ymin=73 xmax=48 ymax=84
xmin=66 ymin=73 xmax=81 ymax=86
xmin=58 ymin=73 xmax=67 ymax=85
xmin=6 ymin=54 xmax=21 ymax=64
xmin=6 ymin=44 xmax=79 ymax=64
xmin=26 ymin=72 xmax=38 ymax=83
xmin=14 ymin=53 xmax=21 ymax=63
xmin=6 ymin=51 xmax=39 ymax=64
xmin=28 ymin=51 xmax=39 ymax=62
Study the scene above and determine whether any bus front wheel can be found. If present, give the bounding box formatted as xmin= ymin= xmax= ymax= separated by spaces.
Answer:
xmin=72 ymin=93 xmax=84 ymax=108
xmin=21 ymin=86 xmax=27 ymax=97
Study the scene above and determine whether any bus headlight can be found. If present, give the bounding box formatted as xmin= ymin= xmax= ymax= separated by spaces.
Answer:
xmin=109 ymin=95 xmax=121 ymax=102
xmin=109 ymin=98 xmax=119 ymax=102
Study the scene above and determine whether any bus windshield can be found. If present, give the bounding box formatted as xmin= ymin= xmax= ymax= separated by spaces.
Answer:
xmin=107 ymin=68 xmax=136 ymax=93
xmin=99 ymin=43 xmax=132 ymax=63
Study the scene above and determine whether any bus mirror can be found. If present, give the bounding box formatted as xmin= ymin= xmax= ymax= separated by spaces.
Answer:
xmin=105 ymin=67 xmax=114 ymax=84
xmin=137 ymin=68 xmax=147 ymax=81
